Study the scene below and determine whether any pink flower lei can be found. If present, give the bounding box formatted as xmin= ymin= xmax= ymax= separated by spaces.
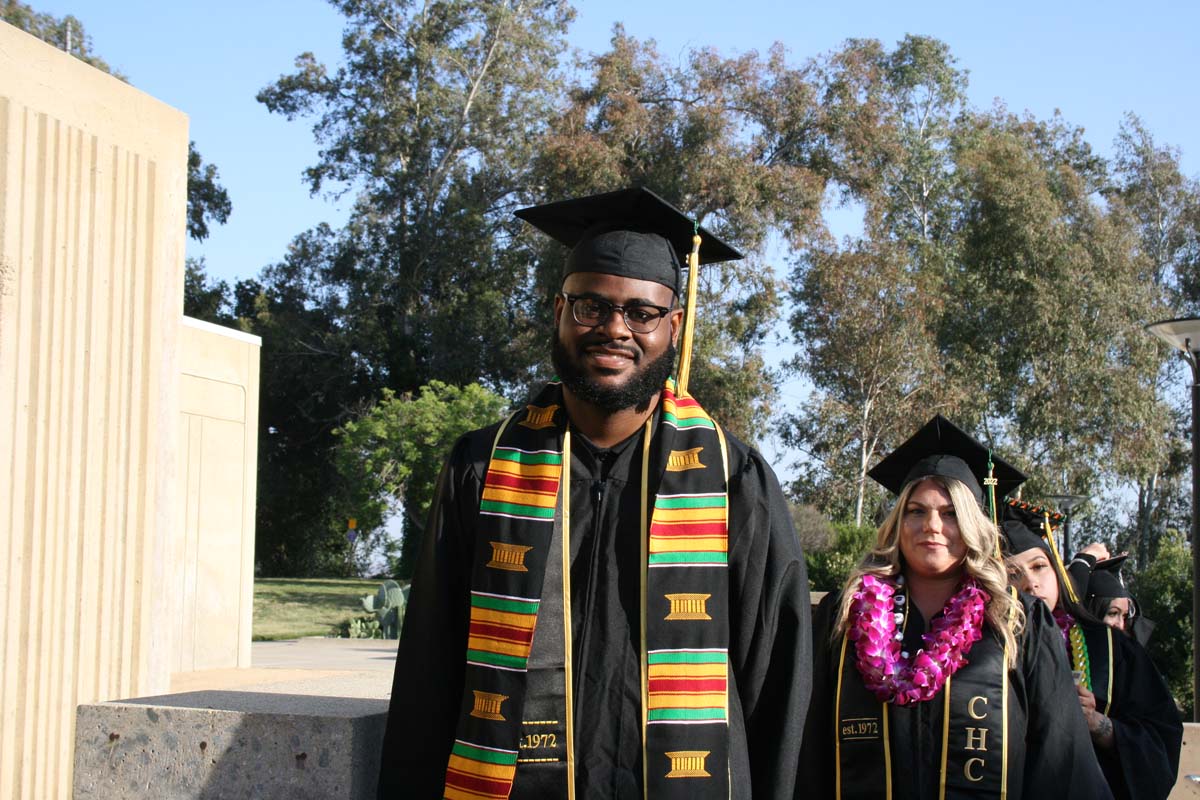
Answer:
xmin=1051 ymin=607 xmax=1075 ymax=645
xmin=848 ymin=573 xmax=990 ymax=705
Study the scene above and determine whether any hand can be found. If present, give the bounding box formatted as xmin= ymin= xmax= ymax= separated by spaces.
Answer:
xmin=1076 ymin=684 xmax=1114 ymax=749
xmin=1079 ymin=542 xmax=1110 ymax=561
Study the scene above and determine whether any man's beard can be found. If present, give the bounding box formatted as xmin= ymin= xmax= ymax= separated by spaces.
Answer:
xmin=551 ymin=330 xmax=676 ymax=415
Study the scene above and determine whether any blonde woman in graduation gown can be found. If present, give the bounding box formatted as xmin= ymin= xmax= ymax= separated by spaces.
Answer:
xmin=799 ymin=416 xmax=1110 ymax=800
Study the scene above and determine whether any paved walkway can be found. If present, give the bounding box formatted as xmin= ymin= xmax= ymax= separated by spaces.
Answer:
xmin=169 ymin=638 xmax=398 ymax=699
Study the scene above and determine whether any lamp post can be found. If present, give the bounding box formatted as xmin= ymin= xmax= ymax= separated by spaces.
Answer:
xmin=1045 ymin=493 xmax=1088 ymax=557
xmin=1146 ymin=315 xmax=1200 ymax=721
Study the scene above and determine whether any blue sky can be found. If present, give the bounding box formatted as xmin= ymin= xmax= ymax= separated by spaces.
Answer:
xmin=21 ymin=0 xmax=1200 ymax=482
xmin=30 ymin=0 xmax=1200 ymax=289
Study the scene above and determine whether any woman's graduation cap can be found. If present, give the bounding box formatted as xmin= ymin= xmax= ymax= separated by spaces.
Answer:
xmin=516 ymin=186 xmax=744 ymax=394
xmin=1001 ymin=499 xmax=1080 ymax=604
xmin=1000 ymin=501 xmax=1054 ymax=557
xmin=1087 ymin=555 xmax=1133 ymax=601
xmin=867 ymin=415 xmax=1026 ymax=513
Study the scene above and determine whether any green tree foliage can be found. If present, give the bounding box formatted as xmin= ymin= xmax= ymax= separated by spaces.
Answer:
xmin=786 ymin=36 xmax=1193 ymax=543
xmin=786 ymin=36 xmax=969 ymax=522
xmin=1108 ymin=114 xmax=1200 ymax=563
xmin=187 ymin=143 xmax=232 ymax=241
xmin=805 ymin=521 xmax=876 ymax=593
xmin=258 ymin=0 xmax=573 ymax=393
xmin=1130 ymin=530 xmax=1193 ymax=717
xmin=247 ymin=1 xmax=574 ymax=574
xmin=946 ymin=110 xmax=1163 ymax=505
xmin=334 ymin=381 xmax=508 ymax=576
xmin=2 ymin=0 xmax=121 ymax=75
xmin=235 ymin=226 xmax=382 ymax=576
xmin=183 ymin=257 xmax=233 ymax=322
xmin=786 ymin=236 xmax=956 ymax=523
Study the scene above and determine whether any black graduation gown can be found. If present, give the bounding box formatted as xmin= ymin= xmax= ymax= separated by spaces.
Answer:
xmin=800 ymin=590 xmax=1113 ymax=800
xmin=376 ymin=417 xmax=812 ymax=800
xmin=1080 ymin=619 xmax=1182 ymax=800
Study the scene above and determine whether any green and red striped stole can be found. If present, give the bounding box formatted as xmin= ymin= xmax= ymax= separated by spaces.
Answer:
xmin=467 ymin=591 xmax=540 ymax=672
xmin=444 ymin=380 xmax=730 ymax=800
xmin=445 ymin=739 xmax=520 ymax=800
xmin=647 ymin=649 xmax=728 ymax=723
xmin=644 ymin=379 xmax=730 ymax=798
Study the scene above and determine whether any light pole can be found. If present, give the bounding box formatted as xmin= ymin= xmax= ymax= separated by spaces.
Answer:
xmin=1146 ymin=315 xmax=1200 ymax=721
xmin=1044 ymin=493 xmax=1088 ymax=557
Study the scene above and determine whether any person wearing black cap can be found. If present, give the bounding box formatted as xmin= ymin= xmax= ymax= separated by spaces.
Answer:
xmin=1088 ymin=556 xmax=1157 ymax=642
xmin=799 ymin=415 xmax=1112 ymax=799
xmin=1002 ymin=504 xmax=1181 ymax=799
xmin=1069 ymin=547 xmax=1157 ymax=647
xmin=376 ymin=187 xmax=811 ymax=800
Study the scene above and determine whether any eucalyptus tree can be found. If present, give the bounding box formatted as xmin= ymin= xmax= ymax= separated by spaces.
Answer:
xmin=250 ymin=0 xmax=574 ymax=574
xmin=785 ymin=35 xmax=969 ymax=522
xmin=1107 ymin=113 xmax=1200 ymax=562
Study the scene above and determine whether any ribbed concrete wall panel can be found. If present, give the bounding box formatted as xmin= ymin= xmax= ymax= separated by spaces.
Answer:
xmin=0 ymin=22 xmax=188 ymax=800
xmin=176 ymin=317 xmax=260 ymax=674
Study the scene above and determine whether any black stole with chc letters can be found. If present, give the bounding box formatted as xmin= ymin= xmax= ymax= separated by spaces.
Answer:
xmin=835 ymin=624 xmax=1010 ymax=799
xmin=442 ymin=380 xmax=731 ymax=800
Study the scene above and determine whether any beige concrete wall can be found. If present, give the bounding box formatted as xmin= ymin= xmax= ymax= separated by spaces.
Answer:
xmin=1172 ymin=722 xmax=1200 ymax=798
xmin=175 ymin=317 xmax=260 ymax=674
xmin=0 ymin=21 xmax=188 ymax=800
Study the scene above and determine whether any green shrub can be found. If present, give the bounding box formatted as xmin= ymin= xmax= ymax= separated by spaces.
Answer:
xmin=1130 ymin=529 xmax=1192 ymax=717
xmin=806 ymin=521 xmax=876 ymax=592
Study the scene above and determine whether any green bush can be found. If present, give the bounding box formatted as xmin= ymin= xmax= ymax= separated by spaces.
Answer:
xmin=1130 ymin=529 xmax=1192 ymax=718
xmin=806 ymin=521 xmax=876 ymax=592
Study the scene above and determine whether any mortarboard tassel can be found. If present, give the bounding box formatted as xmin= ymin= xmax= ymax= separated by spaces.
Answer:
xmin=675 ymin=225 xmax=702 ymax=396
xmin=1042 ymin=509 xmax=1080 ymax=605
xmin=986 ymin=451 xmax=1001 ymax=557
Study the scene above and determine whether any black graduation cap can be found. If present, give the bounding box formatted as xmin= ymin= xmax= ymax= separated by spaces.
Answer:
xmin=1000 ymin=500 xmax=1052 ymax=556
xmin=515 ymin=186 xmax=744 ymax=294
xmin=1087 ymin=555 xmax=1133 ymax=600
xmin=867 ymin=415 xmax=1026 ymax=503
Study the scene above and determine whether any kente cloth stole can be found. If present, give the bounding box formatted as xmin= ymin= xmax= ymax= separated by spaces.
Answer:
xmin=443 ymin=379 xmax=731 ymax=800
xmin=835 ymin=628 xmax=1009 ymax=799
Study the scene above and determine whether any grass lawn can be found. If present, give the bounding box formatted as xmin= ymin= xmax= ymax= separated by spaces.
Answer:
xmin=253 ymin=577 xmax=384 ymax=640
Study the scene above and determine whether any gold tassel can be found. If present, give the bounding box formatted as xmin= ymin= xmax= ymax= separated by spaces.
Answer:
xmin=675 ymin=231 xmax=702 ymax=396
xmin=1042 ymin=510 xmax=1080 ymax=606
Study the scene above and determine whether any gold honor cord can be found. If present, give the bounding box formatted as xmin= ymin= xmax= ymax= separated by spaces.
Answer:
xmin=640 ymin=417 xmax=652 ymax=800
xmin=1001 ymin=627 xmax=1010 ymax=799
xmin=675 ymin=231 xmax=703 ymax=396
xmin=562 ymin=428 xmax=576 ymax=800
xmin=938 ymin=675 xmax=952 ymax=800
xmin=714 ymin=421 xmax=733 ymax=799
xmin=883 ymin=703 xmax=893 ymax=800
xmin=1001 ymin=585 xmax=1017 ymax=799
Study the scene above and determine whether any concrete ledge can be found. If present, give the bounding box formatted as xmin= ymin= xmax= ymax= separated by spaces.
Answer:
xmin=73 ymin=691 xmax=387 ymax=799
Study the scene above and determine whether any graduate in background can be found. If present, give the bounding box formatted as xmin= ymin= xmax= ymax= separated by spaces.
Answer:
xmin=376 ymin=187 xmax=811 ymax=800
xmin=1068 ymin=544 xmax=1158 ymax=647
xmin=800 ymin=416 xmax=1110 ymax=799
xmin=1004 ymin=503 xmax=1181 ymax=800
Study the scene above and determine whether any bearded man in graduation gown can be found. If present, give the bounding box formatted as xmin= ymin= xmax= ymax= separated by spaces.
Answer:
xmin=375 ymin=187 xmax=812 ymax=800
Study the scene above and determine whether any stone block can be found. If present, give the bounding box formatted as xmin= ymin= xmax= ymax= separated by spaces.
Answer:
xmin=72 ymin=691 xmax=387 ymax=799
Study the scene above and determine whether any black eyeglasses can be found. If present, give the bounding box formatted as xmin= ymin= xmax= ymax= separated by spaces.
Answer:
xmin=561 ymin=293 xmax=672 ymax=334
